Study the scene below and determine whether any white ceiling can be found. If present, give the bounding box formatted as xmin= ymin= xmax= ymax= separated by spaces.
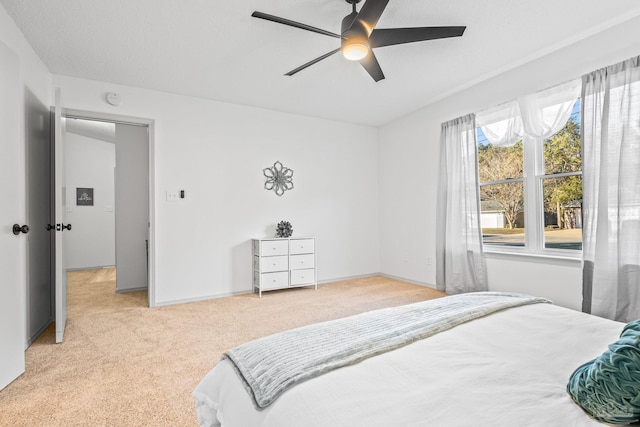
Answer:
xmin=3 ymin=0 xmax=640 ymax=126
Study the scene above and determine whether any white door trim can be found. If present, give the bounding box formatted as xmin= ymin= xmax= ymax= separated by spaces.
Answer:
xmin=53 ymin=88 xmax=67 ymax=343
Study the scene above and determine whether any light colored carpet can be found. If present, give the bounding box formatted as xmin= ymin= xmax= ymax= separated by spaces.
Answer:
xmin=0 ymin=269 xmax=444 ymax=426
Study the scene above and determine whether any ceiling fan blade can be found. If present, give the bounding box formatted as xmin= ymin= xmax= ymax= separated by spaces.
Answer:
xmin=352 ymin=0 xmax=389 ymax=35
xmin=370 ymin=26 xmax=466 ymax=48
xmin=285 ymin=48 xmax=341 ymax=76
xmin=252 ymin=11 xmax=342 ymax=39
xmin=359 ymin=50 xmax=385 ymax=82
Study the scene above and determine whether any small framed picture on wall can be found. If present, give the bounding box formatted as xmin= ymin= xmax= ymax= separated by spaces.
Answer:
xmin=76 ymin=187 xmax=94 ymax=206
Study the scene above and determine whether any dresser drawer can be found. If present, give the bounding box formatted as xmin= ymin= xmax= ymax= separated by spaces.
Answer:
xmin=289 ymin=238 xmax=315 ymax=255
xmin=290 ymin=268 xmax=315 ymax=286
xmin=290 ymin=254 xmax=314 ymax=270
xmin=254 ymin=239 xmax=288 ymax=256
xmin=255 ymin=271 xmax=289 ymax=291
xmin=254 ymin=255 xmax=288 ymax=273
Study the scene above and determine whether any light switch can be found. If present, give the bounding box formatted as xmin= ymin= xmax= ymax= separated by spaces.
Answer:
xmin=105 ymin=205 xmax=113 ymax=212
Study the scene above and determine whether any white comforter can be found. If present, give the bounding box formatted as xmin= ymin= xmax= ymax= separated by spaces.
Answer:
xmin=194 ymin=302 xmax=624 ymax=427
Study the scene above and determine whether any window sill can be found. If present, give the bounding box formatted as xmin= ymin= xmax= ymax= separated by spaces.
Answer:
xmin=484 ymin=249 xmax=582 ymax=267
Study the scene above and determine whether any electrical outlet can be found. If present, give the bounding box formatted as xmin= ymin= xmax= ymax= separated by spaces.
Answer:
xmin=426 ymin=257 xmax=432 ymax=266
xmin=166 ymin=188 xmax=180 ymax=202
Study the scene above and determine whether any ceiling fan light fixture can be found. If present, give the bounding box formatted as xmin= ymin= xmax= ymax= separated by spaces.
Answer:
xmin=342 ymin=37 xmax=369 ymax=61
xmin=251 ymin=1 xmax=466 ymax=81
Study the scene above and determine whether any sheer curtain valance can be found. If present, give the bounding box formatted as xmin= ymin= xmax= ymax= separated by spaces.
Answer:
xmin=477 ymin=79 xmax=581 ymax=146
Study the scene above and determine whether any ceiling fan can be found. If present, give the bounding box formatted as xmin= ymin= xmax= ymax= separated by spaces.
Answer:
xmin=251 ymin=0 xmax=466 ymax=82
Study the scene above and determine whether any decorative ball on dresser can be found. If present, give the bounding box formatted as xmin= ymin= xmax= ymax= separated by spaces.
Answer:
xmin=276 ymin=221 xmax=293 ymax=238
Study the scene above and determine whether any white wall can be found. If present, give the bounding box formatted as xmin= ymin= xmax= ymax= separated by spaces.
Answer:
xmin=0 ymin=6 xmax=50 ymax=105
xmin=378 ymin=16 xmax=640 ymax=309
xmin=52 ymin=75 xmax=380 ymax=305
xmin=64 ymin=131 xmax=116 ymax=269
xmin=485 ymin=256 xmax=582 ymax=310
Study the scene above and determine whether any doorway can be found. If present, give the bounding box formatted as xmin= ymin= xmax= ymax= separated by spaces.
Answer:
xmin=25 ymin=107 xmax=155 ymax=346
xmin=63 ymin=115 xmax=151 ymax=296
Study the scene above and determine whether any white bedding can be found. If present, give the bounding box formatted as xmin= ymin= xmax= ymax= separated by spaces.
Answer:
xmin=194 ymin=302 xmax=624 ymax=427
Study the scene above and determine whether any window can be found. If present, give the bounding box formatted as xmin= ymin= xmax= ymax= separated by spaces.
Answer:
xmin=540 ymin=105 xmax=582 ymax=250
xmin=477 ymin=98 xmax=582 ymax=254
xmin=477 ymin=140 xmax=526 ymax=246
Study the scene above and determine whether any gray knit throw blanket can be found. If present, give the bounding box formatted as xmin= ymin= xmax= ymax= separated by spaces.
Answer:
xmin=223 ymin=291 xmax=550 ymax=409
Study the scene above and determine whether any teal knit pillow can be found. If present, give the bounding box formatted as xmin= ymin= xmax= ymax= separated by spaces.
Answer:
xmin=567 ymin=320 xmax=640 ymax=424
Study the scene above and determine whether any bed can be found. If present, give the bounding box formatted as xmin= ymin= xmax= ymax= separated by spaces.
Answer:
xmin=193 ymin=292 xmax=635 ymax=426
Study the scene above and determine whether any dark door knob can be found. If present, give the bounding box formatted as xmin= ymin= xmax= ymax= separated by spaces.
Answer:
xmin=46 ymin=224 xmax=55 ymax=231
xmin=12 ymin=224 xmax=30 ymax=235
xmin=54 ymin=223 xmax=72 ymax=232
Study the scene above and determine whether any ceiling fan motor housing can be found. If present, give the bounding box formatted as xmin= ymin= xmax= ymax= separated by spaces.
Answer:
xmin=341 ymin=11 xmax=359 ymax=34
xmin=341 ymin=11 xmax=370 ymax=60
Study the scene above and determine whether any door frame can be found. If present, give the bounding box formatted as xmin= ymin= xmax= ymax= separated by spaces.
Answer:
xmin=62 ymin=108 xmax=157 ymax=307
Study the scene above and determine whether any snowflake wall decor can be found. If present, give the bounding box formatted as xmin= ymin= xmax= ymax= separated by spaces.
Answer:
xmin=263 ymin=161 xmax=294 ymax=197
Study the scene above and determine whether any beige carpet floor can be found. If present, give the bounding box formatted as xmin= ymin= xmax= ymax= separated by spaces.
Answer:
xmin=0 ymin=269 xmax=444 ymax=426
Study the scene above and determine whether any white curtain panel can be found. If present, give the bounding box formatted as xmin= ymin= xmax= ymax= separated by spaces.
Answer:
xmin=477 ymin=79 xmax=581 ymax=145
xmin=582 ymin=55 xmax=640 ymax=322
xmin=436 ymin=113 xmax=487 ymax=294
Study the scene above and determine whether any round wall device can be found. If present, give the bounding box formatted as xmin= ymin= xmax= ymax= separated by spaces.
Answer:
xmin=106 ymin=92 xmax=122 ymax=106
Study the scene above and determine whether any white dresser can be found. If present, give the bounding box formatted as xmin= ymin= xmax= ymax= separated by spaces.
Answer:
xmin=252 ymin=237 xmax=317 ymax=297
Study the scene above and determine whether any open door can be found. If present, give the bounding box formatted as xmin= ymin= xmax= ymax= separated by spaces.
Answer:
xmin=0 ymin=40 xmax=25 ymax=390
xmin=53 ymin=88 xmax=68 ymax=343
xmin=25 ymin=88 xmax=53 ymax=345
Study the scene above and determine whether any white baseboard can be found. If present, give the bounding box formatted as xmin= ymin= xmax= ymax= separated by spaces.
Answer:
xmin=317 ymin=273 xmax=378 ymax=284
xmin=377 ymin=273 xmax=437 ymax=289
xmin=26 ymin=319 xmax=53 ymax=349
xmin=66 ymin=265 xmax=115 ymax=272
xmin=320 ymin=272 xmax=436 ymax=290
xmin=153 ymin=274 xmax=436 ymax=307
xmin=116 ymin=286 xmax=148 ymax=293
xmin=153 ymin=289 xmax=254 ymax=307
